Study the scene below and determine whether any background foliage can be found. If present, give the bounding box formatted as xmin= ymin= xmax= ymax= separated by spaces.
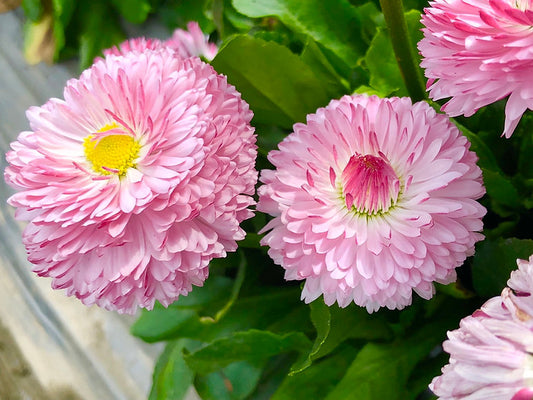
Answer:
xmin=20 ymin=0 xmax=533 ymax=398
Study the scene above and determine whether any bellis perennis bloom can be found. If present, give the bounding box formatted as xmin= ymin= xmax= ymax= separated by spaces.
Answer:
xmin=257 ymin=94 xmax=486 ymax=312
xmin=419 ymin=0 xmax=533 ymax=138
xmin=4 ymin=47 xmax=257 ymax=314
xmin=104 ymin=21 xmax=218 ymax=60
xmin=430 ymin=255 xmax=533 ymax=399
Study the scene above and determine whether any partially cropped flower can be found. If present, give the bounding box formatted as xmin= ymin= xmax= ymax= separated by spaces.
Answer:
xmin=419 ymin=0 xmax=533 ymax=138
xmin=257 ymin=94 xmax=486 ymax=312
xmin=104 ymin=22 xmax=218 ymax=60
xmin=4 ymin=48 xmax=257 ymax=313
xmin=430 ymin=255 xmax=533 ymax=399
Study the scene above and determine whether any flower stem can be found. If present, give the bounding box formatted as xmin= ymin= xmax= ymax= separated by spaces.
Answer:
xmin=379 ymin=0 xmax=426 ymax=102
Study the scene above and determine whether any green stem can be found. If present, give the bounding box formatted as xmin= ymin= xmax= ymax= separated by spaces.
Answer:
xmin=379 ymin=0 xmax=426 ymax=102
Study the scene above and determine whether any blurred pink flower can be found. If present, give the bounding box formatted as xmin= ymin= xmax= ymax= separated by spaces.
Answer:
xmin=418 ymin=0 xmax=533 ymax=138
xmin=430 ymin=255 xmax=533 ymax=399
xmin=4 ymin=48 xmax=257 ymax=314
xmin=164 ymin=22 xmax=218 ymax=61
xmin=257 ymin=94 xmax=486 ymax=312
xmin=104 ymin=22 xmax=217 ymax=60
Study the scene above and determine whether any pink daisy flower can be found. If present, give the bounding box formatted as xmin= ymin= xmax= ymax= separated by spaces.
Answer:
xmin=418 ymin=0 xmax=533 ymax=138
xmin=430 ymin=255 xmax=533 ymax=399
xmin=257 ymin=94 xmax=486 ymax=312
xmin=4 ymin=48 xmax=257 ymax=314
xmin=104 ymin=22 xmax=218 ymax=61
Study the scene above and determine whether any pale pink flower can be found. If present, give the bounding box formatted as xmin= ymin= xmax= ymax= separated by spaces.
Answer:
xmin=164 ymin=22 xmax=218 ymax=61
xmin=104 ymin=22 xmax=218 ymax=60
xmin=257 ymin=94 xmax=486 ymax=312
xmin=4 ymin=48 xmax=257 ymax=314
xmin=418 ymin=0 xmax=533 ymax=138
xmin=430 ymin=255 xmax=533 ymax=399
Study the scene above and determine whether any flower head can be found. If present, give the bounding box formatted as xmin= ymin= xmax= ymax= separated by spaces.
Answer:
xmin=104 ymin=22 xmax=217 ymax=60
xmin=430 ymin=255 xmax=533 ymax=399
xmin=418 ymin=0 xmax=533 ymax=138
xmin=257 ymin=94 xmax=486 ymax=312
xmin=4 ymin=48 xmax=257 ymax=314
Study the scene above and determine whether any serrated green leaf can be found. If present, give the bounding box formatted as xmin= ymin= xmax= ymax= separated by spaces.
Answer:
xmin=149 ymin=340 xmax=195 ymax=400
xmin=231 ymin=0 xmax=364 ymax=67
xmin=195 ymin=361 xmax=263 ymax=400
xmin=111 ymin=0 xmax=151 ymax=24
xmin=184 ymin=330 xmax=312 ymax=375
xmin=211 ymin=34 xmax=330 ymax=128
xmin=472 ymin=238 xmax=533 ymax=297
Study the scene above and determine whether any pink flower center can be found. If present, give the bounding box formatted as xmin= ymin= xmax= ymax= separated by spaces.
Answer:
xmin=341 ymin=153 xmax=400 ymax=214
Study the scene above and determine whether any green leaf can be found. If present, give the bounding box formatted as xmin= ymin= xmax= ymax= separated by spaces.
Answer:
xmin=22 ymin=0 xmax=43 ymax=21
xmin=111 ymin=0 xmax=151 ymax=24
xmin=149 ymin=340 xmax=195 ymax=400
xmin=52 ymin=0 xmax=76 ymax=26
xmin=157 ymin=0 xmax=215 ymax=32
xmin=291 ymin=301 xmax=393 ymax=374
xmin=231 ymin=0 xmax=365 ymax=67
xmin=132 ymin=286 xmax=303 ymax=343
xmin=78 ymin=0 xmax=125 ymax=69
xmin=472 ymin=238 xmax=533 ymax=297
xmin=200 ymin=252 xmax=247 ymax=323
xmin=300 ymin=38 xmax=350 ymax=98
xmin=482 ymin=169 xmax=521 ymax=210
xmin=184 ymin=330 xmax=312 ymax=375
xmin=324 ymin=321 xmax=450 ymax=400
xmin=211 ymin=34 xmax=330 ymax=128
xmin=195 ymin=361 xmax=263 ymax=400
xmin=365 ymin=10 xmax=423 ymax=97
xmin=435 ymin=281 xmax=475 ymax=299
xmin=272 ymin=344 xmax=359 ymax=400
xmin=365 ymin=24 xmax=405 ymax=96
xmin=131 ymin=305 xmax=198 ymax=343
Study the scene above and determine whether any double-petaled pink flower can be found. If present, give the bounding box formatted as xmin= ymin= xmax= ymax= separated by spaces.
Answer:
xmin=4 ymin=47 xmax=256 ymax=313
xmin=257 ymin=94 xmax=486 ymax=312
xmin=104 ymin=21 xmax=218 ymax=60
xmin=430 ymin=255 xmax=533 ymax=399
xmin=419 ymin=0 xmax=533 ymax=138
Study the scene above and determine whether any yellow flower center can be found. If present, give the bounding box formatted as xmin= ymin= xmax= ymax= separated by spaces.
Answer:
xmin=83 ymin=123 xmax=140 ymax=176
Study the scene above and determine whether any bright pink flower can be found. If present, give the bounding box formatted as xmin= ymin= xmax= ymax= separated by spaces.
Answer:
xmin=430 ymin=255 xmax=533 ymax=399
xmin=257 ymin=94 xmax=486 ymax=312
xmin=104 ymin=22 xmax=217 ymax=60
xmin=4 ymin=48 xmax=257 ymax=314
xmin=418 ymin=0 xmax=533 ymax=138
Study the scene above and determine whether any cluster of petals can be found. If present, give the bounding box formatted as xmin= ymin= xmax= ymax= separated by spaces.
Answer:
xmin=418 ymin=0 xmax=533 ymax=138
xmin=4 ymin=46 xmax=257 ymax=313
xmin=430 ymin=255 xmax=533 ymax=399
xmin=104 ymin=21 xmax=218 ymax=60
xmin=257 ymin=94 xmax=486 ymax=312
